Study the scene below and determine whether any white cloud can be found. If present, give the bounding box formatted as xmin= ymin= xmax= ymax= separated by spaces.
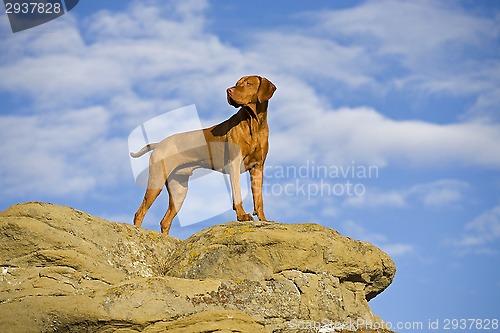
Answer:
xmin=250 ymin=32 xmax=375 ymax=88
xmin=311 ymin=0 xmax=496 ymax=61
xmin=269 ymin=104 xmax=500 ymax=169
xmin=1 ymin=0 xmax=499 ymax=201
xmin=304 ymin=0 xmax=500 ymax=119
xmin=344 ymin=190 xmax=406 ymax=208
xmin=344 ymin=179 xmax=468 ymax=209
xmin=0 ymin=0 xmax=235 ymax=109
xmin=1 ymin=0 xmax=498 ymax=109
xmin=408 ymin=180 xmax=468 ymax=208
xmin=0 ymin=0 xmax=239 ymax=198
xmin=0 ymin=107 xmax=129 ymax=197
xmin=340 ymin=220 xmax=414 ymax=257
xmin=382 ymin=243 xmax=415 ymax=257
xmin=451 ymin=204 xmax=500 ymax=255
xmin=0 ymin=53 xmax=129 ymax=107
xmin=263 ymin=188 xmax=332 ymax=223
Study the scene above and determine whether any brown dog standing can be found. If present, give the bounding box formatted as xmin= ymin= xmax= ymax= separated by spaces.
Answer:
xmin=130 ymin=75 xmax=276 ymax=234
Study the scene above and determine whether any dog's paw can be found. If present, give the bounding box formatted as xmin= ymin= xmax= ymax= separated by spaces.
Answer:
xmin=237 ymin=213 xmax=254 ymax=221
xmin=252 ymin=212 xmax=269 ymax=222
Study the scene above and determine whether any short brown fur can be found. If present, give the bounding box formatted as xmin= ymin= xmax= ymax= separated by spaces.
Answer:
xmin=131 ymin=76 xmax=276 ymax=234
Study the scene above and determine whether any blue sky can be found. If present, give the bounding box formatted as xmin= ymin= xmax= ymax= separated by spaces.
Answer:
xmin=1 ymin=0 xmax=499 ymax=331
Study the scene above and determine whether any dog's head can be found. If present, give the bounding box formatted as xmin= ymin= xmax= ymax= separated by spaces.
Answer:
xmin=227 ymin=76 xmax=276 ymax=113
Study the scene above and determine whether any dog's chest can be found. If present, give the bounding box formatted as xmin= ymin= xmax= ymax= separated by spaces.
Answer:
xmin=242 ymin=124 xmax=269 ymax=166
xmin=244 ymin=119 xmax=268 ymax=146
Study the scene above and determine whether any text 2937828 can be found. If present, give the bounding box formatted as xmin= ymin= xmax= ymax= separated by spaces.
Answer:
xmin=5 ymin=2 xmax=61 ymax=14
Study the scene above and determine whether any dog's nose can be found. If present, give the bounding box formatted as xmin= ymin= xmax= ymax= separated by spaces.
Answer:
xmin=227 ymin=87 xmax=234 ymax=95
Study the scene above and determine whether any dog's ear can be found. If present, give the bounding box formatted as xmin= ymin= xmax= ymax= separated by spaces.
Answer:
xmin=257 ymin=77 xmax=276 ymax=103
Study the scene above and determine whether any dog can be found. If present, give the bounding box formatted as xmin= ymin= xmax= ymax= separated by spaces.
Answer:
xmin=130 ymin=75 xmax=276 ymax=234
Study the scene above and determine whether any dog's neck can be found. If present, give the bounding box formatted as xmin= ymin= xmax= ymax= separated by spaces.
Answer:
xmin=241 ymin=102 xmax=268 ymax=137
xmin=244 ymin=101 xmax=268 ymax=123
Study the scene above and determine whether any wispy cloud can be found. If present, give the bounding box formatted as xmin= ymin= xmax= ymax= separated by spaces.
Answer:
xmin=340 ymin=220 xmax=414 ymax=257
xmin=1 ymin=0 xmax=498 ymax=201
xmin=344 ymin=179 xmax=468 ymax=209
xmin=310 ymin=0 xmax=496 ymax=61
xmin=343 ymin=189 xmax=406 ymax=208
xmin=408 ymin=179 xmax=469 ymax=208
xmin=0 ymin=1 xmax=221 ymax=109
xmin=0 ymin=0 xmax=230 ymax=198
xmin=0 ymin=107 xmax=129 ymax=197
xmin=269 ymin=105 xmax=500 ymax=169
xmin=451 ymin=204 xmax=500 ymax=255
xmin=250 ymin=32 xmax=376 ymax=88
xmin=302 ymin=0 xmax=500 ymax=119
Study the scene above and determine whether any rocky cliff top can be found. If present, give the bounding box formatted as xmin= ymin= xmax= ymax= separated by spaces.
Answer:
xmin=0 ymin=202 xmax=396 ymax=333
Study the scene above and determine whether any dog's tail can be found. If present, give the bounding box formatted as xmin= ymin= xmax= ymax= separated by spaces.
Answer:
xmin=130 ymin=143 xmax=158 ymax=158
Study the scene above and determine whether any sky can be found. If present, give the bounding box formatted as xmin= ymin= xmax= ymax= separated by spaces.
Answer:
xmin=1 ymin=0 xmax=499 ymax=331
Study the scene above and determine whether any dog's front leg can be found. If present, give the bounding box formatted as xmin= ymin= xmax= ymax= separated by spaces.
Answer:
xmin=227 ymin=161 xmax=253 ymax=221
xmin=250 ymin=165 xmax=266 ymax=221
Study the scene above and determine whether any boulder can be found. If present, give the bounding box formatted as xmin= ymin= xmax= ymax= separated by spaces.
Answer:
xmin=0 ymin=202 xmax=396 ymax=332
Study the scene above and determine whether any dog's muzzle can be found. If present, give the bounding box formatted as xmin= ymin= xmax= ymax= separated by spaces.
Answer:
xmin=227 ymin=88 xmax=241 ymax=108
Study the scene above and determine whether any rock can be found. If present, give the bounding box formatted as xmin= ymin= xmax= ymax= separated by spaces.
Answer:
xmin=166 ymin=222 xmax=395 ymax=300
xmin=0 ymin=202 xmax=396 ymax=333
xmin=142 ymin=310 xmax=267 ymax=333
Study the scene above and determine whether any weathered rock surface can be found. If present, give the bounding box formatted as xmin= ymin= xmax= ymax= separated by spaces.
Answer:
xmin=0 ymin=202 xmax=396 ymax=333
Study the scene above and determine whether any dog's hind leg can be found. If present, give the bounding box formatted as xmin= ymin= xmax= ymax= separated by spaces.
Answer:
xmin=133 ymin=188 xmax=162 ymax=228
xmin=133 ymin=159 xmax=168 ymax=229
xmin=160 ymin=172 xmax=189 ymax=234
